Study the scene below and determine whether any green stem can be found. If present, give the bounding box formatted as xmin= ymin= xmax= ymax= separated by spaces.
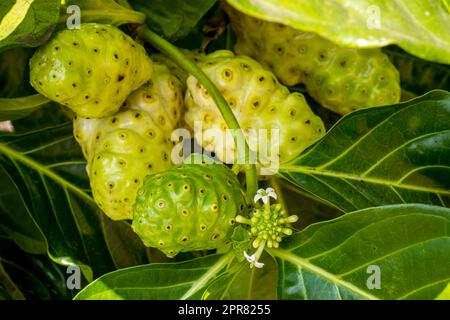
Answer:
xmin=138 ymin=27 xmax=258 ymax=199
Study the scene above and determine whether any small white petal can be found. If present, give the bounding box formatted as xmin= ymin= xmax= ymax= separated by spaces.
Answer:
xmin=254 ymin=194 xmax=263 ymax=204
xmin=243 ymin=251 xmax=255 ymax=263
xmin=256 ymin=188 xmax=265 ymax=195
xmin=265 ymin=188 xmax=277 ymax=200
xmin=261 ymin=195 xmax=269 ymax=204
xmin=254 ymin=261 xmax=265 ymax=268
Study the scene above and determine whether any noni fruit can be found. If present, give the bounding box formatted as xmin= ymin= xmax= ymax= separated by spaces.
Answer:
xmin=74 ymin=62 xmax=184 ymax=220
xmin=224 ymin=5 xmax=401 ymax=115
xmin=184 ymin=50 xmax=325 ymax=169
xmin=132 ymin=162 xmax=247 ymax=257
xmin=30 ymin=23 xmax=152 ymax=118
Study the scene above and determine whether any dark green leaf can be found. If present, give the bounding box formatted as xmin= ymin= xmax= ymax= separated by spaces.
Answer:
xmin=270 ymin=204 xmax=450 ymax=300
xmin=279 ymin=90 xmax=450 ymax=212
xmin=74 ymin=253 xmax=233 ymax=300
xmin=0 ymin=94 xmax=51 ymax=121
xmin=0 ymin=48 xmax=33 ymax=98
xmin=226 ymin=0 xmax=450 ymax=64
xmin=131 ymin=0 xmax=217 ymax=41
xmin=0 ymin=0 xmax=60 ymax=51
xmin=100 ymin=217 xmax=149 ymax=269
xmin=384 ymin=46 xmax=450 ymax=96
xmin=0 ymin=123 xmax=116 ymax=280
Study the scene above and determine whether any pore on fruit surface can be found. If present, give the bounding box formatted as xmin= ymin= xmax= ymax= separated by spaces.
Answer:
xmin=224 ymin=4 xmax=401 ymax=115
xmin=73 ymin=62 xmax=184 ymax=220
xmin=30 ymin=23 xmax=153 ymax=118
xmin=184 ymin=50 xmax=325 ymax=171
xmin=132 ymin=162 xmax=247 ymax=258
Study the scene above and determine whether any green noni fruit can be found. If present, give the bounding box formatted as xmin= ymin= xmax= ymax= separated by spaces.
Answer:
xmin=74 ymin=62 xmax=184 ymax=220
xmin=132 ymin=162 xmax=247 ymax=257
xmin=184 ymin=50 xmax=325 ymax=168
xmin=224 ymin=5 xmax=401 ymax=115
xmin=30 ymin=23 xmax=152 ymax=118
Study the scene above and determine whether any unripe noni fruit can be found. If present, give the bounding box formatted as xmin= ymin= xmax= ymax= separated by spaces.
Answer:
xmin=30 ymin=23 xmax=152 ymax=118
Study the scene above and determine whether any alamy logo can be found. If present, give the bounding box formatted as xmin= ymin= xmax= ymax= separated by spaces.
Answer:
xmin=366 ymin=265 xmax=381 ymax=289
xmin=66 ymin=5 xmax=81 ymax=29
xmin=66 ymin=265 xmax=81 ymax=290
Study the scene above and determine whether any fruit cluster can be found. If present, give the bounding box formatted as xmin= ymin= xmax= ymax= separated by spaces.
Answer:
xmin=29 ymin=3 xmax=402 ymax=257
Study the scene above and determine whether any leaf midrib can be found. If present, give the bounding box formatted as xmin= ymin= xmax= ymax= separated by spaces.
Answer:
xmin=280 ymin=164 xmax=450 ymax=195
xmin=268 ymin=248 xmax=379 ymax=300
xmin=0 ymin=142 xmax=93 ymax=203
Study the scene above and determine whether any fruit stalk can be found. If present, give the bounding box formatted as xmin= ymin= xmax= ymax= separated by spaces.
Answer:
xmin=138 ymin=27 xmax=258 ymax=199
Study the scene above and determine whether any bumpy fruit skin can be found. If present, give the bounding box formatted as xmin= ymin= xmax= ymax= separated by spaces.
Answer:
xmin=30 ymin=23 xmax=152 ymax=118
xmin=224 ymin=5 xmax=401 ymax=115
xmin=74 ymin=62 xmax=184 ymax=220
xmin=184 ymin=50 xmax=325 ymax=166
xmin=132 ymin=163 xmax=247 ymax=258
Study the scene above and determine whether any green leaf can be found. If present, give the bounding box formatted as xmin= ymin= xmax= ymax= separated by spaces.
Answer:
xmin=74 ymin=253 xmax=233 ymax=300
xmin=269 ymin=204 xmax=450 ymax=300
xmin=0 ymin=0 xmax=60 ymax=51
xmin=435 ymin=282 xmax=450 ymax=300
xmin=100 ymin=217 xmax=150 ymax=269
xmin=203 ymin=253 xmax=278 ymax=299
xmin=226 ymin=0 xmax=450 ymax=64
xmin=384 ymin=46 xmax=450 ymax=96
xmin=0 ymin=94 xmax=51 ymax=121
xmin=131 ymin=0 xmax=217 ymax=41
xmin=279 ymin=90 xmax=450 ymax=212
xmin=60 ymin=0 xmax=146 ymax=26
xmin=0 ymin=123 xmax=116 ymax=280
xmin=0 ymin=48 xmax=33 ymax=98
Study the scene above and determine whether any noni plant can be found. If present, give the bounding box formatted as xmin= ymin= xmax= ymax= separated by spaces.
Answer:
xmin=224 ymin=4 xmax=402 ymax=115
xmin=73 ymin=62 xmax=184 ymax=220
xmin=133 ymin=161 xmax=247 ymax=257
xmin=30 ymin=23 xmax=153 ymax=118
xmin=185 ymin=50 xmax=325 ymax=167
xmin=0 ymin=0 xmax=449 ymax=304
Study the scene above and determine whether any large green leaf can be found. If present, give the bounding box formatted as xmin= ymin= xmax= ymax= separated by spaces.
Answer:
xmin=226 ymin=0 xmax=450 ymax=64
xmin=0 ymin=0 xmax=60 ymax=52
xmin=0 ymin=123 xmax=145 ymax=279
xmin=74 ymin=253 xmax=233 ymax=300
xmin=279 ymin=90 xmax=450 ymax=213
xmin=269 ymin=204 xmax=450 ymax=300
xmin=130 ymin=0 xmax=217 ymax=41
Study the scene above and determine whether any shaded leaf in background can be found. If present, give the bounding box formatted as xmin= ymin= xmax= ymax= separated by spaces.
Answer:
xmin=0 ymin=94 xmax=51 ymax=122
xmin=279 ymin=90 xmax=450 ymax=213
xmin=100 ymin=216 xmax=149 ymax=269
xmin=384 ymin=46 xmax=450 ymax=96
xmin=0 ymin=0 xmax=60 ymax=52
xmin=269 ymin=204 xmax=450 ymax=300
xmin=226 ymin=0 xmax=450 ymax=64
xmin=131 ymin=0 xmax=217 ymax=41
xmin=75 ymin=253 xmax=233 ymax=300
xmin=0 ymin=47 xmax=33 ymax=98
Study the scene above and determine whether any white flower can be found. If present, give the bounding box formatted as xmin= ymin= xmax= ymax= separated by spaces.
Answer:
xmin=243 ymin=251 xmax=265 ymax=269
xmin=253 ymin=188 xmax=277 ymax=204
